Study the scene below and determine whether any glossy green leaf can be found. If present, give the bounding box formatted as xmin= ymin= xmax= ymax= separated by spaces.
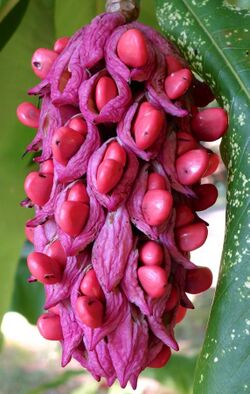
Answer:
xmin=10 ymin=242 xmax=44 ymax=324
xmin=0 ymin=0 xmax=55 ymax=328
xmin=156 ymin=1 xmax=250 ymax=392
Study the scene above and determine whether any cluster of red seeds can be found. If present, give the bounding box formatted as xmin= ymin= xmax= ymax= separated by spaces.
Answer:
xmin=18 ymin=14 xmax=228 ymax=388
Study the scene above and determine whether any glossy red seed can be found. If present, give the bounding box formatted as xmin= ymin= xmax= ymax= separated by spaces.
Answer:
xmin=68 ymin=117 xmax=88 ymax=136
xmin=117 ymin=28 xmax=149 ymax=68
xmin=80 ymin=269 xmax=104 ymax=301
xmin=139 ymin=241 xmax=164 ymax=266
xmin=53 ymin=36 xmax=69 ymax=54
xmin=148 ymin=346 xmax=171 ymax=368
xmin=142 ymin=189 xmax=173 ymax=226
xmin=31 ymin=48 xmax=58 ymax=79
xmin=176 ymin=222 xmax=208 ymax=252
xmin=191 ymin=108 xmax=228 ymax=141
xmin=24 ymin=171 xmax=53 ymax=206
xmin=185 ymin=267 xmax=213 ymax=294
xmin=147 ymin=173 xmax=166 ymax=191
xmin=95 ymin=76 xmax=118 ymax=112
xmin=203 ymin=152 xmax=220 ymax=177
xmin=46 ymin=240 xmax=67 ymax=267
xmin=67 ymin=181 xmax=89 ymax=204
xmin=138 ymin=266 xmax=168 ymax=298
xmin=76 ymin=296 xmax=104 ymax=328
xmin=133 ymin=102 xmax=165 ymax=150
xmin=25 ymin=224 xmax=34 ymax=244
xmin=16 ymin=102 xmax=40 ymax=128
xmin=57 ymin=201 xmax=89 ymax=237
xmin=175 ymin=305 xmax=187 ymax=324
xmin=175 ymin=204 xmax=195 ymax=228
xmin=52 ymin=127 xmax=84 ymax=166
xmin=164 ymin=68 xmax=192 ymax=100
xmin=165 ymin=286 xmax=178 ymax=311
xmin=165 ymin=55 xmax=183 ymax=74
xmin=40 ymin=159 xmax=54 ymax=174
xmin=27 ymin=252 xmax=62 ymax=284
xmin=176 ymin=149 xmax=209 ymax=185
xmin=96 ymin=159 xmax=123 ymax=194
xmin=176 ymin=131 xmax=198 ymax=156
xmin=190 ymin=79 xmax=214 ymax=107
xmin=37 ymin=313 xmax=63 ymax=340
xmin=103 ymin=141 xmax=127 ymax=167
xmin=192 ymin=184 xmax=218 ymax=211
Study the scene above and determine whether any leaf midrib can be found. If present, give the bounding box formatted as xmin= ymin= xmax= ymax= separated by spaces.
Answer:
xmin=182 ymin=0 xmax=250 ymax=101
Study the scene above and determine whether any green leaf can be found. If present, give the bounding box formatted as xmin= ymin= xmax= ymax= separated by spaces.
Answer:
xmin=10 ymin=242 xmax=44 ymax=324
xmin=27 ymin=370 xmax=84 ymax=394
xmin=0 ymin=0 xmax=20 ymax=22
xmin=156 ymin=1 xmax=250 ymax=392
xmin=0 ymin=0 xmax=29 ymax=49
xmin=0 ymin=0 xmax=55 ymax=328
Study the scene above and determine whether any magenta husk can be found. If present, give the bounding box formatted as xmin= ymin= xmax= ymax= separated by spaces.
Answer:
xmin=21 ymin=11 xmax=217 ymax=389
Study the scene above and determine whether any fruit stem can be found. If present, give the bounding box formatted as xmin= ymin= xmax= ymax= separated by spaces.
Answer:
xmin=105 ymin=0 xmax=140 ymax=22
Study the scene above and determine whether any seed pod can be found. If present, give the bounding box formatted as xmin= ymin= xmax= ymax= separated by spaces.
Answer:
xmin=76 ymin=295 xmax=104 ymax=328
xmin=139 ymin=241 xmax=164 ymax=266
xmin=185 ymin=267 xmax=213 ymax=294
xmin=138 ymin=266 xmax=168 ymax=298
xmin=142 ymin=189 xmax=173 ymax=226
xmin=56 ymin=201 xmax=89 ymax=237
xmin=31 ymin=48 xmax=58 ymax=79
xmin=176 ymin=222 xmax=208 ymax=251
xmin=117 ymin=29 xmax=149 ymax=68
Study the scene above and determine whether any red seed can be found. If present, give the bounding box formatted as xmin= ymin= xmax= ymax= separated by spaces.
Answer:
xmin=175 ymin=204 xmax=195 ymax=228
xmin=133 ymin=102 xmax=165 ymax=150
xmin=191 ymin=108 xmax=228 ymax=141
xmin=56 ymin=201 xmax=89 ymax=237
xmin=139 ymin=241 xmax=164 ymax=266
xmin=16 ymin=102 xmax=40 ymax=128
xmin=76 ymin=296 xmax=104 ymax=328
xmin=164 ymin=68 xmax=192 ymax=100
xmin=148 ymin=346 xmax=171 ymax=368
xmin=176 ymin=222 xmax=208 ymax=252
xmin=117 ymin=28 xmax=149 ymax=68
xmin=31 ymin=48 xmax=58 ymax=79
xmin=96 ymin=159 xmax=123 ymax=194
xmin=27 ymin=252 xmax=62 ymax=284
xmin=147 ymin=173 xmax=166 ymax=191
xmin=40 ymin=159 xmax=54 ymax=174
xmin=192 ymin=184 xmax=218 ymax=211
xmin=176 ymin=149 xmax=209 ymax=185
xmin=165 ymin=286 xmax=178 ymax=311
xmin=142 ymin=189 xmax=173 ymax=226
xmin=185 ymin=267 xmax=213 ymax=294
xmin=165 ymin=54 xmax=183 ymax=74
xmin=175 ymin=305 xmax=187 ymax=324
xmin=37 ymin=313 xmax=63 ymax=340
xmin=103 ymin=141 xmax=127 ymax=167
xmin=80 ymin=269 xmax=104 ymax=301
xmin=24 ymin=171 xmax=53 ymax=206
xmin=67 ymin=181 xmax=89 ymax=204
xmin=138 ymin=266 xmax=168 ymax=298
xmin=25 ymin=224 xmax=34 ymax=244
xmin=52 ymin=127 xmax=84 ymax=166
xmin=203 ymin=152 xmax=220 ymax=177
xmin=53 ymin=36 xmax=69 ymax=54
xmin=190 ymin=79 xmax=214 ymax=107
xmin=176 ymin=131 xmax=197 ymax=157
xmin=68 ymin=117 xmax=88 ymax=136
xmin=95 ymin=76 xmax=118 ymax=112
xmin=46 ymin=240 xmax=67 ymax=268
